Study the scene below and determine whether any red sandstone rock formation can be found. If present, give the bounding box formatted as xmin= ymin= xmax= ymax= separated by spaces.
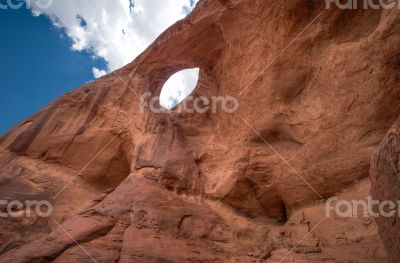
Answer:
xmin=1 ymin=0 xmax=400 ymax=262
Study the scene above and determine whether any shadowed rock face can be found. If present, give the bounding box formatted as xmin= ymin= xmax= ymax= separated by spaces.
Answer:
xmin=370 ymin=117 xmax=400 ymax=263
xmin=0 ymin=0 xmax=400 ymax=262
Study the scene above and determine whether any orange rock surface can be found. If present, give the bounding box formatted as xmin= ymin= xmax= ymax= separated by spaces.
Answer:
xmin=1 ymin=0 xmax=400 ymax=262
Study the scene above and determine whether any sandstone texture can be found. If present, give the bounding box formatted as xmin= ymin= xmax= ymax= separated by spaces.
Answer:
xmin=370 ymin=117 xmax=400 ymax=263
xmin=1 ymin=0 xmax=400 ymax=262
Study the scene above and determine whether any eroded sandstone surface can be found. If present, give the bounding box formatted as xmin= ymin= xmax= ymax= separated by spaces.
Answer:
xmin=370 ymin=117 xmax=400 ymax=263
xmin=1 ymin=0 xmax=400 ymax=262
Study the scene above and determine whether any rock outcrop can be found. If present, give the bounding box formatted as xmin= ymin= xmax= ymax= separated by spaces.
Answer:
xmin=1 ymin=0 xmax=400 ymax=262
xmin=370 ymin=117 xmax=400 ymax=263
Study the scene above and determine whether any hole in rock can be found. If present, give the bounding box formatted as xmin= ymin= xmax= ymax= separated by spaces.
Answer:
xmin=160 ymin=68 xmax=200 ymax=109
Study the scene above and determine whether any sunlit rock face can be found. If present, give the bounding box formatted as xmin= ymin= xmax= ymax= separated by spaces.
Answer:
xmin=160 ymin=68 xmax=200 ymax=109
xmin=1 ymin=0 xmax=400 ymax=262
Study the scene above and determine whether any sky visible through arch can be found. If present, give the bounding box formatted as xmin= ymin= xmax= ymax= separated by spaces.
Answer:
xmin=0 ymin=0 xmax=198 ymax=134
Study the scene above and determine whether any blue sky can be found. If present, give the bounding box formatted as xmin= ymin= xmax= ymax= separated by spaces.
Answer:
xmin=0 ymin=0 xmax=197 ymax=135
xmin=0 ymin=5 xmax=107 ymax=134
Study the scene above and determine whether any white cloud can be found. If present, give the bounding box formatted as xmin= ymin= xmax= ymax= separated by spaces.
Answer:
xmin=160 ymin=68 xmax=199 ymax=108
xmin=92 ymin=67 xmax=107 ymax=78
xmin=28 ymin=0 xmax=198 ymax=78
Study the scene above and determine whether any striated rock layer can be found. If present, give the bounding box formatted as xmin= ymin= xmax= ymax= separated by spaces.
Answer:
xmin=370 ymin=117 xmax=400 ymax=263
xmin=1 ymin=0 xmax=400 ymax=262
